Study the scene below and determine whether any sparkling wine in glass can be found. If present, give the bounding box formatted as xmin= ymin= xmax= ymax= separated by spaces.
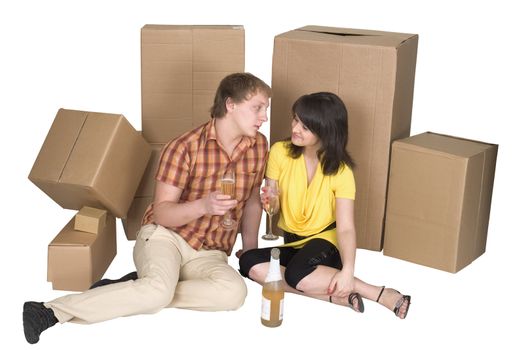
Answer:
xmin=262 ymin=180 xmax=280 ymax=241
xmin=221 ymin=169 xmax=237 ymax=230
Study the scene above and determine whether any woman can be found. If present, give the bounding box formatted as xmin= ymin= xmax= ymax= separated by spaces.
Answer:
xmin=239 ymin=92 xmax=411 ymax=318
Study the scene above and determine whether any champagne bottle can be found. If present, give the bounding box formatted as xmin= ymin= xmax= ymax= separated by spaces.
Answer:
xmin=261 ymin=248 xmax=284 ymax=327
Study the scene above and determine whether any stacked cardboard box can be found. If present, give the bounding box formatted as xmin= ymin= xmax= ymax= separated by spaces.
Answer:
xmin=383 ymin=132 xmax=498 ymax=272
xmin=29 ymin=108 xmax=151 ymax=290
xmin=271 ymin=26 xmax=418 ymax=251
xmin=122 ymin=140 xmax=165 ymax=240
xmin=48 ymin=210 xmax=116 ymax=291
xmin=141 ymin=25 xmax=245 ymax=143
xmin=29 ymin=109 xmax=152 ymax=218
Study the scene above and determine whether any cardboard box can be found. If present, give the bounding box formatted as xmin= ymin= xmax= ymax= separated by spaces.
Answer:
xmin=383 ymin=132 xmax=498 ymax=273
xmin=74 ymin=206 xmax=107 ymax=234
xmin=134 ymin=142 xmax=165 ymax=197
xmin=48 ymin=212 xmax=117 ymax=291
xmin=121 ymin=140 xmax=164 ymax=240
xmin=141 ymin=25 xmax=245 ymax=143
xmin=271 ymin=26 xmax=418 ymax=250
xmin=28 ymin=108 xmax=152 ymax=218
xmin=122 ymin=196 xmax=152 ymax=240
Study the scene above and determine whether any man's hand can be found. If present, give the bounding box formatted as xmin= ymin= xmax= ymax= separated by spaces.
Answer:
xmin=203 ymin=191 xmax=238 ymax=216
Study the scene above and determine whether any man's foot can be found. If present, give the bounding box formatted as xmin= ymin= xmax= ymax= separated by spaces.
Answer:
xmin=89 ymin=271 xmax=138 ymax=289
xmin=376 ymin=286 xmax=411 ymax=319
xmin=23 ymin=302 xmax=58 ymax=344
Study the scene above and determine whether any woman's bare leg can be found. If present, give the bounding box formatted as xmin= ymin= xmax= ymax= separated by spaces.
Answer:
xmin=248 ymin=263 xmax=409 ymax=318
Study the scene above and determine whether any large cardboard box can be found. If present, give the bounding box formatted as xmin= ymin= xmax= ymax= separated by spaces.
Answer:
xmin=122 ymin=196 xmax=152 ymax=240
xmin=383 ymin=132 xmax=498 ymax=273
xmin=29 ymin=109 xmax=152 ymax=218
xmin=271 ymin=26 xmax=418 ymax=250
xmin=47 ymin=212 xmax=117 ymax=291
xmin=122 ymin=141 xmax=164 ymax=240
xmin=141 ymin=25 xmax=245 ymax=143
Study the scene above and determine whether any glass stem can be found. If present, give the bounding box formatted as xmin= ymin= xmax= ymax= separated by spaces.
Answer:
xmin=268 ymin=214 xmax=273 ymax=236
xmin=224 ymin=210 xmax=231 ymax=225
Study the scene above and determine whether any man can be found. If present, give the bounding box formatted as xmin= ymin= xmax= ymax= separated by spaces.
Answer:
xmin=23 ymin=72 xmax=271 ymax=344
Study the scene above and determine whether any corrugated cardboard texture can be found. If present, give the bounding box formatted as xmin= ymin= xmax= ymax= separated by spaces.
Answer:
xmin=29 ymin=108 xmax=152 ymax=218
xmin=383 ymin=132 xmax=498 ymax=272
xmin=122 ymin=196 xmax=152 ymax=240
xmin=47 ymin=213 xmax=117 ymax=291
xmin=135 ymin=143 xmax=165 ymax=197
xmin=74 ymin=206 xmax=107 ymax=234
xmin=271 ymin=26 xmax=418 ymax=250
xmin=121 ymin=139 xmax=164 ymax=240
xmin=141 ymin=25 xmax=245 ymax=143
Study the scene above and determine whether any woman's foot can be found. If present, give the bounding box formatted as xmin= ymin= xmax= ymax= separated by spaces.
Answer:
xmin=376 ymin=286 xmax=411 ymax=319
xmin=329 ymin=293 xmax=364 ymax=313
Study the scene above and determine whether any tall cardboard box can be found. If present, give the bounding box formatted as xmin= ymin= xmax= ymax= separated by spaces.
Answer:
xmin=271 ymin=26 xmax=418 ymax=250
xmin=122 ymin=141 xmax=164 ymax=240
xmin=48 ymin=213 xmax=117 ymax=291
xmin=28 ymin=109 xmax=152 ymax=218
xmin=141 ymin=25 xmax=245 ymax=143
xmin=383 ymin=132 xmax=498 ymax=273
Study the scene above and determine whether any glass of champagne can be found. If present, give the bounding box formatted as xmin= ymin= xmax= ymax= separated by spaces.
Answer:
xmin=262 ymin=179 xmax=280 ymax=240
xmin=220 ymin=169 xmax=237 ymax=230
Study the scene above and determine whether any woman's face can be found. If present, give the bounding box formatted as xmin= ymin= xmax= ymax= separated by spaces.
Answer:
xmin=290 ymin=115 xmax=321 ymax=149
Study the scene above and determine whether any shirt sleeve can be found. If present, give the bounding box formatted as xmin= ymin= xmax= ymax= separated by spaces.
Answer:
xmin=265 ymin=141 xmax=285 ymax=180
xmin=253 ymin=134 xmax=269 ymax=188
xmin=155 ymin=139 xmax=190 ymax=190
xmin=333 ymin=164 xmax=356 ymax=200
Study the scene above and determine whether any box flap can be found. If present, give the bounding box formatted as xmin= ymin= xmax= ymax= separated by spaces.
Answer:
xmin=60 ymin=112 xmax=121 ymax=186
xmin=395 ymin=132 xmax=496 ymax=158
xmin=28 ymin=109 xmax=87 ymax=182
xmin=277 ymin=25 xmax=417 ymax=48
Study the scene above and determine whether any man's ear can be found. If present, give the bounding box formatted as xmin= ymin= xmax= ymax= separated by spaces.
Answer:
xmin=225 ymin=97 xmax=235 ymax=112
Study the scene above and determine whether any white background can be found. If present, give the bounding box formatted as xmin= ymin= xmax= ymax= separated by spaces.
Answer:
xmin=2 ymin=0 xmax=523 ymax=348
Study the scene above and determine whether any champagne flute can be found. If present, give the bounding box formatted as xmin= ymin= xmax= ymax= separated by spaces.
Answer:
xmin=262 ymin=180 xmax=280 ymax=240
xmin=220 ymin=169 xmax=237 ymax=230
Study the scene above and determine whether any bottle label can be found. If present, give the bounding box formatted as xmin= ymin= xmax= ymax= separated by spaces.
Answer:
xmin=261 ymin=296 xmax=284 ymax=321
xmin=261 ymin=296 xmax=271 ymax=320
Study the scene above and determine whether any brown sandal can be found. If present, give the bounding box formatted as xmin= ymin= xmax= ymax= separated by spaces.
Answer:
xmin=376 ymin=286 xmax=411 ymax=319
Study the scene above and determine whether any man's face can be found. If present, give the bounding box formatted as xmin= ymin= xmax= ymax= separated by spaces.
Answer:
xmin=228 ymin=91 xmax=269 ymax=138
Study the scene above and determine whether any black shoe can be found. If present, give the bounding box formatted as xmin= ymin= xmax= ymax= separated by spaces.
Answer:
xmin=23 ymin=302 xmax=58 ymax=344
xmin=89 ymin=271 xmax=138 ymax=289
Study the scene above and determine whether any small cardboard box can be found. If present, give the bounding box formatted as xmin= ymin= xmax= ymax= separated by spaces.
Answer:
xmin=28 ymin=109 xmax=152 ymax=218
xmin=48 ymin=212 xmax=117 ymax=291
xmin=141 ymin=25 xmax=245 ymax=143
xmin=122 ymin=196 xmax=152 ymax=240
xmin=74 ymin=206 xmax=107 ymax=234
xmin=383 ymin=132 xmax=498 ymax=273
xmin=271 ymin=26 xmax=418 ymax=250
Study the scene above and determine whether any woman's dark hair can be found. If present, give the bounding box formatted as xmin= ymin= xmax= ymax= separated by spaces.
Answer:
xmin=286 ymin=92 xmax=355 ymax=175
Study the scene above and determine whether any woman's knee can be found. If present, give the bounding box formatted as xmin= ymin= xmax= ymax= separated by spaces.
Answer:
xmin=239 ymin=249 xmax=269 ymax=282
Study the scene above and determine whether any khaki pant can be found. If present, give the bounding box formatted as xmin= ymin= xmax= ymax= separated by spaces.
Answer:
xmin=46 ymin=224 xmax=247 ymax=324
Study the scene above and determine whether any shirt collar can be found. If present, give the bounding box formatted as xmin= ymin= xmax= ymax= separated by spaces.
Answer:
xmin=204 ymin=118 xmax=256 ymax=149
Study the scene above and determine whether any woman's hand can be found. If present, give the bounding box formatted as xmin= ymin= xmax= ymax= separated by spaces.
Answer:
xmin=327 ymin=270 xmax=355 ymax=298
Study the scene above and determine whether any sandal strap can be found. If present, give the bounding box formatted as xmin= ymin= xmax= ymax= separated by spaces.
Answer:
xmin=376 ymin=286 xmax=386 ymax=302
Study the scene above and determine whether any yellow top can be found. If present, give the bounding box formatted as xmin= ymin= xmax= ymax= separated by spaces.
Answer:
xmin=266 ymin=141 xmax=356 ymax=248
